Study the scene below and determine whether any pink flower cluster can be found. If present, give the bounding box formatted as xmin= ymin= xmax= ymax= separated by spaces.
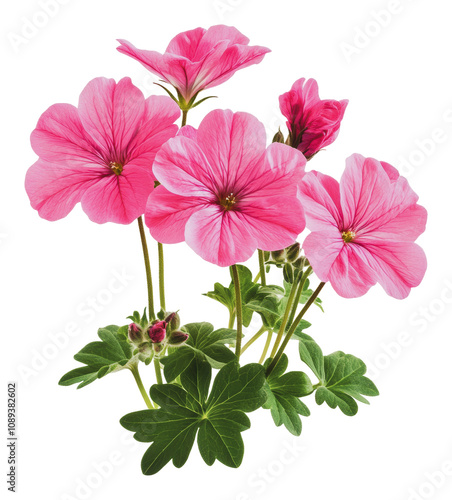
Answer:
xmin=25 ymin=25 xmax=427 ymax=300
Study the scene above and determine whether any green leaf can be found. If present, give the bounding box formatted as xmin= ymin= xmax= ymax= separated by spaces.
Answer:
xmin=262 ymin=355 xmax=312 ymax=436
xmin=59 ymin=325 xmax=133 ymax=388
xmin=120 ymin=360 xmax=266 ymax=475
xmin=298 ymin=335 xmax=379 ymax=416
xmin=204 ymin=265 xmax=260 ymax=327
xmin=160 ymin=322 xmax=236 ymax=382
xmin=298 ymin=333 xmax=325 ymax=382
xmin=315 ymin=351 xmax=379 ymax=416
xmin=246 ymin=285 xmax=285 ymax=328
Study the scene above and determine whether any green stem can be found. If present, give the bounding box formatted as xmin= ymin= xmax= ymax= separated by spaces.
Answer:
xmin=230 ymin=265 xmax=243 ymax=358
xmin=266 ymin=282 xmax=325 ymax=377
xmin=130 ymin=364 xmax=154 ymax=409
xmin=158 ymin=242 xmax=166 ymax=312
xmin=137 ymin=216 xmax=155 ymax=321
xmin=181 ymin=110 xmax=188 ymax=127
xmin=269 ymin=278 xmax=300 ymax=359
xmin=228 ymin=312 xmax=236 ymax=329
xmin=286 ymin=266 xmax=312 ymax=327
xmin=259 ymin=330 xmax=273 ymax=364
xmin=258 ymin=250 xmax=266 ymax=286
xmin=253 ymin=271 xmax=261 ymax=284
xmin=240 ymin=325 xmax=266 ymax=355
xmin=154 ymin=358 xmax=163 ymax=385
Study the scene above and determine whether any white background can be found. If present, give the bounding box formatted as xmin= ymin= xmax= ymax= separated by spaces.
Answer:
xmin=2 ymin=0 xmax=452 ymax=499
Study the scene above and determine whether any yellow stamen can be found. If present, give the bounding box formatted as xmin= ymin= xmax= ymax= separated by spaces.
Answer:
xmin=342 ymin=230 xmax=356 ymax=243
xmin=220 ymin=193 xmax=237 ymax=211
xmin=109 ymin=161 xmax=123 ymax=175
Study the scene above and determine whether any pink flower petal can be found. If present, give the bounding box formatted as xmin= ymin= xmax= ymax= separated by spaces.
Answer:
xmin=298 ymin=170 xmax=343 ymax=232
xmin=196 ymin=110 xmax=266 ymax=191
xmin=244 ymin=142 xmax=306 ymax=197
xmin=152 ymin=136 xmax=217 ymax=197
xmin=25 ymin=159 xmax=103 ymax=221
xmin=80 ymin=157 xmax=154 ymax=224
xmin=328 ymin=244 xmax=378 ymax=298
xmin=341 ymin=154 xmax=420 ymax=236
xmin=177 ymin=125 xmax=198 ymax=140
xmin=30 ymin=103 xmax=99 ymax=165
xmin=127 ymin=95 xmax=180 ymax=161
xmin=117 ymin=40 xmax=189 ymax=94
xmin=165 ymin=27 xmax=206 ymax=59
xmin=185 ymin=205 xmax=256 ymax=267
xmin=358 ymin=242 xmax=427 ymax=299
xmin=78 ymin=77 xmax=145 ymax=155
xmin=197 ymin=42 xmax=270 ymax=93
xmin=145 ymin=186 xmax=206 ymax=243
xmin=240 ymin=195 xmax=305 ymax=251
xmin=302 ymin=230 xmax=344 ymax=282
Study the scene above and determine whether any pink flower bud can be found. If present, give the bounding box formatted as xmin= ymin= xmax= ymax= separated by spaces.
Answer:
xmin=147 ymin=321 xmax=167 ymax=343
xmin=128 ymin=323 xmax=142 ymax=343
xmin=168 ymin=330 xmax=189 ymax=346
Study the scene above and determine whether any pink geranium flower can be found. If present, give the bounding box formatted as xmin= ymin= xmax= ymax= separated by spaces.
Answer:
xmin=117 ymin=25 xmax=270 ymax=105
xmin=26 ymin=77 xmax=180 ymax=224
xmin=298 ymin=154 xmax=427 ymax=299
xmin=279 ymin=78 xmax=348 ymax=159
xmin=145 ymin=109 xmax=307 ymax=267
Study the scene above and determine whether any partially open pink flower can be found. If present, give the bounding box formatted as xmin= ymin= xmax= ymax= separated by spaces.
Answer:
xmin=145 ymin=109 xmax=307 ymax=267
xmin=147 ymin=321 xmax=167 ymax=343
xmin=26 ymin=77 xmax=180 ymax=224
xmin=279 ymin=78 xmax=348 ymax=159
xmin=117 ymin=25 xmax=270 ymax=104
xmin=298 ymin=154 xmax=427 ymax=299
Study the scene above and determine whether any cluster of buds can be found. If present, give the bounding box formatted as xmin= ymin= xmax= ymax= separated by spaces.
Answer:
xmin=264 ymin=243 xmax=309 ymax=283
xmin=127 ymin=312 xmax=189 ymax=360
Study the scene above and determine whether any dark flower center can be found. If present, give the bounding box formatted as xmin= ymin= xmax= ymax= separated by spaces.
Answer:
xmin=220 ymin=193 xmax=237 ymax=211
xmin=109 ymin=161 xmax=123 ymax=175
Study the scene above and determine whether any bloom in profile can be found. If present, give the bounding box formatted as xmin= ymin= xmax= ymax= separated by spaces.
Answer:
xmin=26 ymin=77 xmax=180 ymax=224
xmin=298 ymin=154 xmax=427 ymax=299
xmin=145 ymin=109 xmax=307 ymax=267
xmin=279 ymin=78 xmax=348 ymax=159
xmin=117 ymin=25 xmax=270 ymax=105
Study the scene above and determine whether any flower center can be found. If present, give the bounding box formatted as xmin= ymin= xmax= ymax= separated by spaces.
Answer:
xmin=220 ymin=193 xmax=237 ymax=211
xmin=109 ymin=161 xmax=123 ymax=175
xmin=341 ymin=230 xmax=356 ymax=243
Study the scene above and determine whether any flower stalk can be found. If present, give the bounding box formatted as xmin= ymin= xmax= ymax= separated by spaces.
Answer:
xmin=137 ymin=216 xmax=155 ymax=321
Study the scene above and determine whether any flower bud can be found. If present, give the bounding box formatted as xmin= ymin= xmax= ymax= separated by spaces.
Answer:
xmin=283 ymin=263 xmax=294 ymax=283
xmin=285 ymin=242 xmax=301 ymax=263
xmin=168 ymin=330 xmax=189 ymax=346
xmin=164 ymin=312 xmax=180 ymax=332
xmin=147 ymin=321 xmax=167 ymax=343
xmin=270 ymin=249 xmax=286 ymax=263
xmin=128 ymin=323 xmax=142 ymax=343
xmin=272 ymin=128 xmax=285 ymax=144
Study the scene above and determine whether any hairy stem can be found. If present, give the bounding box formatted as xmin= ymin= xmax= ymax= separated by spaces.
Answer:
xmin=266 ymin=282 xmax=325 ymax=377
xmin=286 ymin=266 xmax=312 ymax=327
xmin=137 ymin=216 xmax=155 ymax=321
xmin=154 ymin=358 xmax=163 ymax=385
xmin=259 ymin=330 xmax=273 ymax=364
xmin=228 ymin=312 xmax=236 ymax=329
xmin=158 ymin=242 xmax=166 ymax=312
xmin=258 ymin=250 xmax=266 ymax=286
xmin=181 ymin=110 xmax=188 ymax=127
xmin=269 ymin=278 xmax=299 ymax=358
xmin=240 ymin=325 xmax=266 ymax=355
xmin=130 ymin=364 xmax=154 ymax=409
xmin=231 ymin=264 xmax=243 ymax=358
